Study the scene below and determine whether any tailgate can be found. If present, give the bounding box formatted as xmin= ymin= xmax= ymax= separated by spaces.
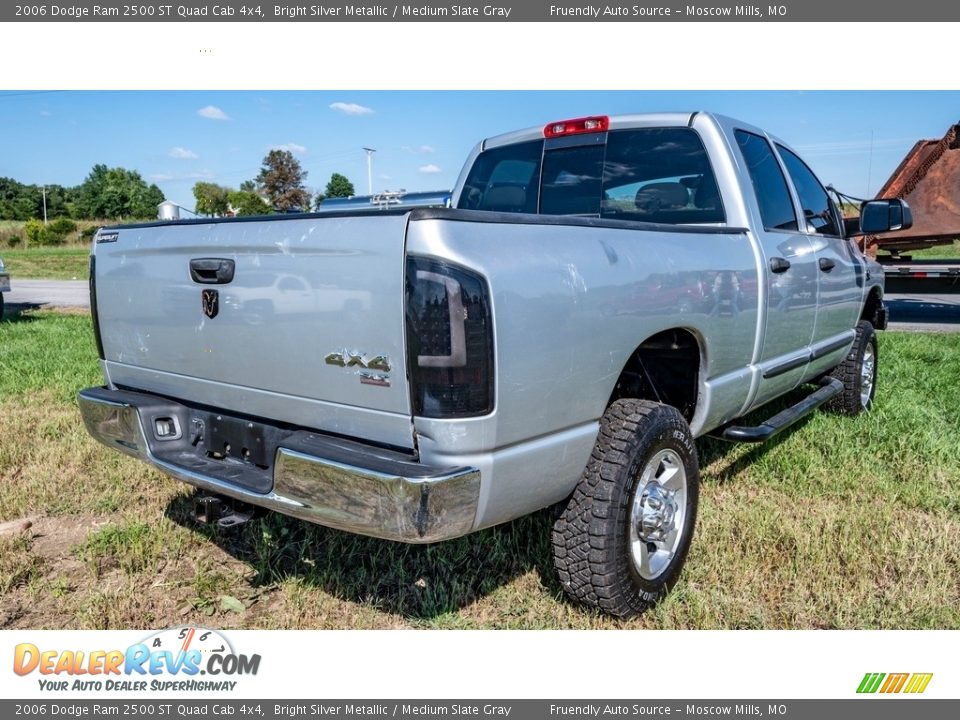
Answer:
xmin=94 ymin=214 xmax=414 ymax=449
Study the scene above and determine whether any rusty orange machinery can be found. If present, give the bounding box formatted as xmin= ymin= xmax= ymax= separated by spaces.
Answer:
xmin=868 ymin=122 xmax=960 ymax=257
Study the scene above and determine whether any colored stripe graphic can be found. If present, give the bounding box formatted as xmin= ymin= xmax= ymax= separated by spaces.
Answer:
xmin=857 ymin=673 xmax=885 ymax=693
xmin=904 ymin=673 xmax=933 ymax=694
xmin=857 ymin=672 xmax=932 ymax=694
xmin=880 ymin=673 xmax=909 ymax=693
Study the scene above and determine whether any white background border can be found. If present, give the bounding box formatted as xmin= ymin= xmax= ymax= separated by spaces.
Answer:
xmin=1 ymin=18 xmax=957 ymax=702
xmin=1 ymin=22 xmax=957 ymax=90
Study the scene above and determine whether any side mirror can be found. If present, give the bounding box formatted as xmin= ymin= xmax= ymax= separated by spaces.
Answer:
xmin=859 ymin=198 xmax=913 ymax=234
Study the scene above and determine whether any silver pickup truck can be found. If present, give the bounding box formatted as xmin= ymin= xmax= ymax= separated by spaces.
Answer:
xmin=79 ymin=112 xmax=911 ymax=617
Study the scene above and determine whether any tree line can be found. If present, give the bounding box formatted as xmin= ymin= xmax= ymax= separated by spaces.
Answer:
xmin=193 ymin=149 xmax=355 ymax=217
xmin=0 ymin=149 xmax=356 ymax=223
xmin=0 ymin=166 xmax=164 ymax=221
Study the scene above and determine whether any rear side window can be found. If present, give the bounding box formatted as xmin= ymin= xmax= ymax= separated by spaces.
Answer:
xmin=776 ymin=145 xmax=841 ymax=236
xmin=458 ymin=140 xmax=542 ymax=214
xmin=735 ymin=130 xmax=798 ymax=232
xmin=599 ymin=128 xmax=725 ymax=224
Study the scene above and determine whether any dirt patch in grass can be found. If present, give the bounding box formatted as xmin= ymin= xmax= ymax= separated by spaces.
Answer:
xmin=0 ymin=513 xmax=251 ymax=630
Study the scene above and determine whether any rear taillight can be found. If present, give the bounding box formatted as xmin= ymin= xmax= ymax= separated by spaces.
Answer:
xmin=543 ymin=115 xmax=609 ymax=138
xmin=405 ymin=256 xmax=494 ymax=418
xmin=89 ymin=255 xmax=105 ymax=360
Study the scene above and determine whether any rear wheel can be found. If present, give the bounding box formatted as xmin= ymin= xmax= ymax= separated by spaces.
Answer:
xmin=552 ymin=399 xmax=700 ymax=618
xmin=826 ymin=320 xmax=877 ymax=415
xmin=0 ymin=292 xmax=4 ymax=318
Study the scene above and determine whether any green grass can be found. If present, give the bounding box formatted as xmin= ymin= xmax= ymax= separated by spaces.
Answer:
xmin=0 ymin=310 xmax=100 ymax=401
xmin=1 ymin=246 xmax=90 ymax=280
xmin=884 ymin=238 xmax=960 ymax=260
xmin=0 ymin=308 xmax=958 ymax=629
xmin=75 ymin=521 xmax=184 ymax=576
xmin=0 ymin=535 xmax=47 ymax=594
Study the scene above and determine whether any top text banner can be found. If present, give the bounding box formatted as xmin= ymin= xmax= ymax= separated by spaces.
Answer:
xmin=4 ymin=1 xmax=959 ymax=22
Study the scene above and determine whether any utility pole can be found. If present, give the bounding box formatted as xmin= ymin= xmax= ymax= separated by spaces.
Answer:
xmin=42 ymin=186 xmax=48 ymax=225
xmin=363 ymin=147 xmax=375 ymax=195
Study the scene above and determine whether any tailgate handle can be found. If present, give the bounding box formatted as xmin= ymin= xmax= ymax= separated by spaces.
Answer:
xmin=190 ymin=258 xmax=235 ymax=284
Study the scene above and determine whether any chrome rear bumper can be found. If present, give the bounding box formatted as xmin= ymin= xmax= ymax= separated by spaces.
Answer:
xmin=78 ymin=387 xmax=480 ymax=543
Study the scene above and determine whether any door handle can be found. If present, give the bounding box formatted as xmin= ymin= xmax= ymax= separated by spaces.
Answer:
xmin=190 ymin=258 xmax=235 ymax=284
xmin=769 ymin=257 xmax=791 ymax=274
xmin=819 ymin=257 xmax=836 ymax=273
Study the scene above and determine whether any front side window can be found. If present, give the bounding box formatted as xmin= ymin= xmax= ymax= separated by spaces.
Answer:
xmin=776 ymin=145 xmax=841 ymax=236
xmin=735 ymin=130 xmax=798 ymax=232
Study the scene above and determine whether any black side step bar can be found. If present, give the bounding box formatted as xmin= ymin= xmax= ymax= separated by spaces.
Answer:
xmin=712 ymin=377 xmax=844 ymax=443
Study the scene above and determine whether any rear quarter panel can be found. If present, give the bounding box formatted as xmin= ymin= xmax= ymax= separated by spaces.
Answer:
xmin=407 ymin=215 xmax=761 ymax=524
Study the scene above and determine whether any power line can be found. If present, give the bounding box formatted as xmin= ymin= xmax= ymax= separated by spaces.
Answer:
xmin=0 ymin=90 xmax=64 ymax=99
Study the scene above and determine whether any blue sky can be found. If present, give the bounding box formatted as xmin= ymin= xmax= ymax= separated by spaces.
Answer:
xmin=1 ymin=90 xmax=958 ymax=210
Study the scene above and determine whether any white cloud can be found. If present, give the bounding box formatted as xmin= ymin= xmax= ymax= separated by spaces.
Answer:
xmin=378 ymin=174 xmax=392 ymax=180
xmin=187 ymin=170 xmax=216 ymax=180
xmin=39 ymin=110 xmax=51 ymax=117
xmin=419 ymin=145 xmax=435 ymax=154
xmin=197 ymin=105 xmax=230 ymax=121
xmin=169 ymin=146 xmax=198 ymax=159
xmin=149 ymin=173 xmax=174 ymax=182
xmin=419 ymin=164 xmax=442 ymax=174
xmin=330 ymin=102 xmax=374 ymax=116
xmin=403 ymin=144 xmax=436 ymax=154
xmin=271 ymin=142 xmax=307 ymax=155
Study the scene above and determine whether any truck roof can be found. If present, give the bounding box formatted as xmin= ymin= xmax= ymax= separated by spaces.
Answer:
xmin=482 ymin=112 xmax=701 ymax=150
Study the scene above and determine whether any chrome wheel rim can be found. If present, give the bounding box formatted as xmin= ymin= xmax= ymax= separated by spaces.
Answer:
xmin=629 ymin=449 xmax=687 ymax=581
xmin=860 ymin=344 xmax=876 ymax=407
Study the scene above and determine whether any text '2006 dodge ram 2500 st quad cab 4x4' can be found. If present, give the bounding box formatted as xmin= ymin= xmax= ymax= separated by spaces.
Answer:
xmin=80 ymin=112 xmax=912 ymax=617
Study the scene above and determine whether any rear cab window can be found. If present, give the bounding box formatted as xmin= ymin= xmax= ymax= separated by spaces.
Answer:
xmin=458 ymin=140 xmax=542 ymax=214
xmin=600 ymin=128 xmax=725 ymax=224
xmin=459 ymin=127 xmax=726 ymax=225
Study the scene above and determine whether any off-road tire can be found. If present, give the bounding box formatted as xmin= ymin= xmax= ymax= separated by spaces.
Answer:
xmin=826 ymin=320 xmax=877 ymax=415
xmin=552 ymin=399 xmax=700 ymax=618
xmin=0 ymin=292 xmax=4 ymax=318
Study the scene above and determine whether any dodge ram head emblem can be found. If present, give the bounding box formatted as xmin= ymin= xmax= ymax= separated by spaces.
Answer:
xmin=201 ymin=289 xmax=219 ymax=319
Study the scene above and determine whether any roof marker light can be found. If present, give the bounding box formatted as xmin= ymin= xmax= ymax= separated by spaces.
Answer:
xmin=543 ymin=115 xmax=610 ymax=138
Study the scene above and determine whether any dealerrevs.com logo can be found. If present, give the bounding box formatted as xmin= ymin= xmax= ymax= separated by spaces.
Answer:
xmin=13 ymin=627 xmax=261 ymax=692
